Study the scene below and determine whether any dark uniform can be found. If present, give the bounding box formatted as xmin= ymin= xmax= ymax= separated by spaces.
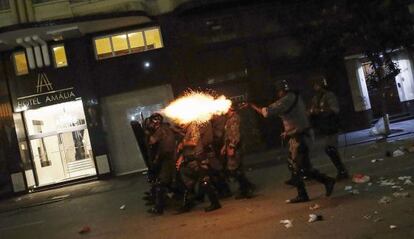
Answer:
xmin=223 ymin=109 xmax=254 ymax=199
xmin=201 ymin=121 xmax=232 ymax=198
xmin=310 ymin=78 xmax=349 ymax=180
xmin=146 ymin=115 xmax=177 ymax=215
xmin=178 ymin=122 xmax=221 ymax=212
xmin=252 ymin=80 xmax=335 ymax=203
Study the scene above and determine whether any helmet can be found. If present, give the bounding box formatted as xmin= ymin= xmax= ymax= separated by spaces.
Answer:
xmin=274 ymin=80 xmax=289 ymax=92
xmin=149 ymin=113 xmax=163 ymax=124
xmin=313 ymin=77 xmax=328 ymax=88
xmin=145 ymin=113 xmax=163 ymax=131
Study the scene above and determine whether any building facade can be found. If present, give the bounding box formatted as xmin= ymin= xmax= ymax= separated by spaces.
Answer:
xmin=1 ymin=0 xmax=414 ymax=197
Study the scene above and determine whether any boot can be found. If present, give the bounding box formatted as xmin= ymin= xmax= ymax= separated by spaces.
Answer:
xmin=176 ymin=190 xmax=194 ymax=214
xmin=326 ymin=146 xmax=349 ymax=181
xmin=234 ymin=172 xmax=254 ymax=200
xmin=306 ymin=168 xmax=336 ymax=197
xmin=286 ymin=180 xmax=309 ymax=203
xmin=148 ymin=185 xmax=165 ymax=215
xmin=201 ymin=181 xmax=221 ymax=212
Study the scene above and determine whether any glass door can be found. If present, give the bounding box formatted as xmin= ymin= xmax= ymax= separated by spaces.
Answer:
xmin=24 ymin=100 xmax=96 ymax=187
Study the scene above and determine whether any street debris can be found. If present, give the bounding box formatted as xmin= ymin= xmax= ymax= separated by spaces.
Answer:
xmin=378 ymin=179 xmax=396 ymax=187
xmin=351 ymin=189 xmax=360 ymax=195
xmin=363 ymin=215 xmax=372 ymax=220
xmin=78 ymin=226 xmax=91 ymax=234
xmin=392 ymin=149 xmax=405 ymax=157
xmin=391 ymin=185 xmax=404 ymax=191
xmin=374 ymin=217 xmax=383 ymax=223
xmin=120 ymin=205 xmax=126 ymax=210
xmin=280 ymin=219 xmax=293 ymax=228
xmin=344 ymin=185 xmax=353 ymax=191
xmin=408 ymin=146 xmax=414 ymax=153
xmin=378 ymin=196 xmax=392 ymax=204
xmin=308 ymin=214 xmax=323 ymax=223
xmin=371 ymin=158 xmax=384 ymax=163
xmin=393 ymin=192 xmax=410 ymax=198
xmin=398 ymin=176 xmax=412 ymax=181
xmin=367 ymin=182 xmax=373 ymax=187
xmin=390 ymin=225 xmax=397 ymax=230
xmin=403 ymin=179 xmax=413 ymax=185
xmin=142 ymin=171 xmax=148 ymax=175
xmin=309 ymin=204 xmax=320 ymax=210
xmin=352 ymin=174 xmax=370 ymax=184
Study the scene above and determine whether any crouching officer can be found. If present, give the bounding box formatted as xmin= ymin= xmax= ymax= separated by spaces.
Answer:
xmin=309 ymin=77 xmax=348 ymax=180
xmin=146 ymin=113 xmax=177 ymax=215
xmin=251 ymin=80 xmax=335 ymax=203
xmin=222 ymin=106 xmax=254 ymax=199
xmin=178 ymin=122 xmax=222 ymax=213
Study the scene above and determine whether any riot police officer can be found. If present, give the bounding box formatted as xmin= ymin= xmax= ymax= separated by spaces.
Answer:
xmin=178 ymin=122 xmax=222 ymax=212
xmin=222 ymin=106 xmax=254 ymax=199
xmin=251 ymin=80 xmax=335 ymax=203
xmin=309 ymin=77 xmax=349 ymax=180
xmin=146 ymin=113 xmax=177 ymax=215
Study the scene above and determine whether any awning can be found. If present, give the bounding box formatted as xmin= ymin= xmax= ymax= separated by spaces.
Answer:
xmin=0 ymin=11 xmax=155 ymax=51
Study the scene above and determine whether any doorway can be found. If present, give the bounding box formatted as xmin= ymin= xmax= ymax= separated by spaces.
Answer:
xmin=24 ymin=100 xmax=96 ymax=187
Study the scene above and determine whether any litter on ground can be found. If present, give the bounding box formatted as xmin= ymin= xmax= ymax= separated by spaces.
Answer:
xmin=352 ymin=174 xmax=370 ymax=184
xmin=378 ymin=196 xmax=392 ymax=204
xmin=280 ymin=219 xmax=293 ymax=228
xmin=308 ymin=214 xmax=323 ymax=223
xmin=392 ymin=149 xmax=405 ymax=157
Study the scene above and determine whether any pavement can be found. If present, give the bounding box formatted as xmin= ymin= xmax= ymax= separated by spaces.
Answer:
xmin=0 ymin=124 xmax=414 ymax=238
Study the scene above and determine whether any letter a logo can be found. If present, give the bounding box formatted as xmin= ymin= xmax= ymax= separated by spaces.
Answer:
xmin=36 ymin=73 xmax=53 ymax=93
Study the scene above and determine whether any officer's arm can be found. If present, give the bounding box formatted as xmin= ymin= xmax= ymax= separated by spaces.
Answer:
xmin=265 ymin=94 xmax=295 ymax=117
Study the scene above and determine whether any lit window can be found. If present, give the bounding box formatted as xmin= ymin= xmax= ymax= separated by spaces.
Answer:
xmin=111 ymin=34 xmax=129 ymax=55
xmin=93 ymin=27 xmax=163 ymax=60
xmin=13 ymin=51 xmax=29 ymax=76
xmin=144 ymin=28 xmax=163 ymax=49
xmin=52 ymin=45 xmax=68 ymax=68
xmin=128 ymin=32 xmax=145 ymax=53
xmin=95 ymin=37 xmax=112 ymax=59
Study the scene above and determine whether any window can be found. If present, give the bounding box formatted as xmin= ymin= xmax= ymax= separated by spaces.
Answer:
xmin=95 ymin=38 xmax=112 ymax=59
xmin=144 ymin=29 xmax=163 ymax=49
xmin=93 ymin=27 xmax=163 ymax=60
xmin=13 ymin=51 xmax=29 ymax=76
xmin=52 ymin=45 xmax=68 ymax=68
xmin=128 ymin=32 xmax=145 ymax=53
xmin=111 ymin=34 xmax=129 ymax=55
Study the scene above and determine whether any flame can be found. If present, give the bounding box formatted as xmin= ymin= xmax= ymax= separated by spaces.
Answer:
xmin=163 ymin=91 xmax=232 ymax=124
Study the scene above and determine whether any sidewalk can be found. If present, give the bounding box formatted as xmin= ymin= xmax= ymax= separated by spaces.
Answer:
xmin=338 ymin=118 xmax=414 ymax=147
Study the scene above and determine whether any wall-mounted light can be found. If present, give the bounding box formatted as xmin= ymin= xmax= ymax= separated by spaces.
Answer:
xmin=144 ymin=61 xmax=151 ymax=69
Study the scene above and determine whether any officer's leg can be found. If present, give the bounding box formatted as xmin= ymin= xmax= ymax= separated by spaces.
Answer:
xmin=147 ymin=182 xmax=166 ymax=215
xmin=301 ymin=136 xmax=335 ymax=197
xmin=176 ymin=162 xmax=197 ymax=213
xmin=324 ymin=134 xmax=349 ymax=180
xmin=200 ymin=174 xmax=222 ymax=212
xmin=286 ymin=137 xmax=310 ymax=203
xmin=231 ymin=168 xmax=254 ymax=199
xmin=284 ymin=160 xmax=295 ymax=186
xmin=198 ymin=156 xmax=221 ymax=212
xmin=207 ymin=147 xmax=232 ymax=198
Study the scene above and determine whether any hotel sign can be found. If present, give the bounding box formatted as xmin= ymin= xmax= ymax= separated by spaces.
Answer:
xmin=15 ymin=72 xmax=77 ymax=111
